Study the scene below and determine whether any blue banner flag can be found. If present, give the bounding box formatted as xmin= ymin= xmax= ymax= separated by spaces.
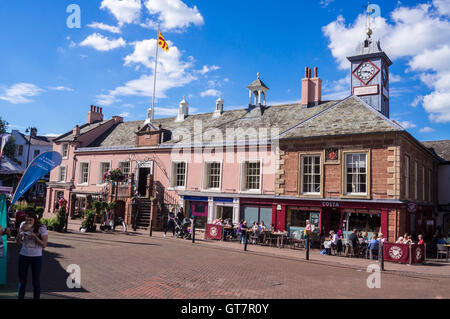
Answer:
xmin=0 ymin=194 xmax=7 ymax=285
xmin=11 ymin=151 xmax=62 ymax=206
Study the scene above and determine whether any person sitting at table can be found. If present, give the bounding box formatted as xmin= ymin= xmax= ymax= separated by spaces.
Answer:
xmin=368 ymin=235 xmax=379 ymax=260
xmin=362 ymin=232 xmax=369 ymax=243
xmin=330 ymin=230 xmax=338 ymax=250
xmin=223 ymin=219 xmax=234 ymax=240
xmin=404 ymin=235 xmax=413 ymax=245
xmin=378 ymin=233 xmax=386 ymax=244
xmin=269 ymin=223 xmax=275 ymax=232
xmin=260 ymin=221 xmax=268 ymax=232
xmin=418 ymin=234 xmax=424 ymax=245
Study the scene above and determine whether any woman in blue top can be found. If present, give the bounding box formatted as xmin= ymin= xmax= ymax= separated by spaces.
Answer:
xmin=16 ymin=211 xmax=48 ymax=299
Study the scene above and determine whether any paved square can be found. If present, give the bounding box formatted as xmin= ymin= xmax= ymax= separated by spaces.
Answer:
xmin=1 ymin=230 xmax=449 ymax=299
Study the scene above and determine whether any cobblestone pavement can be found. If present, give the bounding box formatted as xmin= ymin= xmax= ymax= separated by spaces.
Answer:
xmin=1 ymin=228 xmax=449 ymax=299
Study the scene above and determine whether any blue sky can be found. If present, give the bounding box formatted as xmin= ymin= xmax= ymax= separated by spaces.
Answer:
xmin=1 ymin=0 xmax=449 ymax=141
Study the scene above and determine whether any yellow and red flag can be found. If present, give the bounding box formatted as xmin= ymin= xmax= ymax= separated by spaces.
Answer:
xmin=158 ymin=31 xmax=169 ymax=52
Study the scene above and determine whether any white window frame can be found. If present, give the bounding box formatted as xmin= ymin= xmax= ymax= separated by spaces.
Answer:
xmin=239 ymin=159 xmax=263 ymax=193
xmin=344 ymin=152 xmax=368 ymax=196
xmin=59 ymin=166 xmax=67 ymax=182
xmin=429 ymin=168 xmax=432 ymax=202
xmin=202 ymin=161 xmax=223 ymax=191
xmin=118 ymin=160 xmax=132 ymax=185
xmin=405 ymin=155 xmax=410 ymax=199
xmin=300 ymin=154 xmax=322 ymax=196
xmin=78 ymin=162 xmax=90 ymax=186
xmin=62 ymin=143 xmax=69 ymax=159
xmin=170 ymin=160 xmax=188 ymax=190
xmin=414 ymin=161 xmax=418 ymax=200
xmin=422 ymin=165 xmax=425 ymax=201
xmin=97 ymin=161 xmax=111 ymax=185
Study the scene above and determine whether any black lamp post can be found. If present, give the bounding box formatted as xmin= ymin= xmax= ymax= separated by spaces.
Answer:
xmin=25 ymin=127 xmax=32 ymax=168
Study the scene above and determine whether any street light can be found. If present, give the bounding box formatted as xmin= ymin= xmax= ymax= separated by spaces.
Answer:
xmin=25 ymin=127 xmax=32 ymax=168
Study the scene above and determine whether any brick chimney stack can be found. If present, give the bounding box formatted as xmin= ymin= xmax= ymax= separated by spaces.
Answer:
xmin=87 ymin=105 xmax=104 ymax=124
xmin=73 ymin=125 xmax=80 ymax=137
xmin=301 ymin=66 xmax=322 ymax=108
xmin=30 ymin=127 xmax=38 ymax=138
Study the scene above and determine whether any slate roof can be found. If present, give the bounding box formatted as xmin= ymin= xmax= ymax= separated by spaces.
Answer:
xmin=280 ymin=95 xmax=404 ymax=139
xmin=20 ymin=133 xmax=55 ymax=146
xmin=80 ymin=95 xmax=411 ymax=151
xmin=54 ymin=120 xmax=111 ymax=143
xmin=422 ymin=140 xmax=450 ymax=162
xmin=247 ymin=78 xmax=269 ymax=90
xmin=87 ymin=101 xmax=337 ymax=148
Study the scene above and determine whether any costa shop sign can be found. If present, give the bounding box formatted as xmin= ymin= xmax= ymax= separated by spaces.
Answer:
xmin=322 ymin=201 xmax=340 ymax=208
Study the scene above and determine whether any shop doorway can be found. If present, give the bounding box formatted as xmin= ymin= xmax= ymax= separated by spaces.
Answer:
xmin=216 ymin=206 xmax=233 ymax=221
xmin=138 ymin=167 xmax=151 ymax=196
xmin=322 ymin=208 xmax=341 ymax=235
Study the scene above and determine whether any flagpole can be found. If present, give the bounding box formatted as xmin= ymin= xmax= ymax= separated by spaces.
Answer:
xmin=151 ymin=25 xmax=160 ymax=122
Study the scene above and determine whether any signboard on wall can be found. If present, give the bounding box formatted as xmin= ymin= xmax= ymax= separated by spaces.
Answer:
xmin=353 ymin=85 xmax=379 ymax=96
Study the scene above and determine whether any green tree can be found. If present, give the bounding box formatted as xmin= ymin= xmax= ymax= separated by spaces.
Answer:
xmin=0 ymin=116 xmax=17 ymax=161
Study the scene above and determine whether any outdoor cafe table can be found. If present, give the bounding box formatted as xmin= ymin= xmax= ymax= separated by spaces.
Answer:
xmin=271 ymin=232 xmax=288 ymax=248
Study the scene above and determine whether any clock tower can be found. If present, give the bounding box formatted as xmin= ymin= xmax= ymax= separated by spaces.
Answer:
xmin=347 ymin=27 xmax=392 ymax=118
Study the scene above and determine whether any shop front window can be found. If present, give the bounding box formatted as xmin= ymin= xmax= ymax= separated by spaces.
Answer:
xmin=241 ymin=206 xmax=272 ymax=226
xmin=342 ymin=211 xmax=381 ymax=240
xmin=286 ymin=208 xmax=320 ymax=236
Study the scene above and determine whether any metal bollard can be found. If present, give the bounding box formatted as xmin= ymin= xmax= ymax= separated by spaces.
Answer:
xmin=192 ymin=218 xmax=196 ymax=243
xmin=149 ymin=220 xmax=153 ymax=237
xmin=244 ymin=230 xmax=248 ymax=251
xmin=379 ymin=243 xmax=384 ymax=271
xmin=305 ymin=236 xmax=310 ymax=261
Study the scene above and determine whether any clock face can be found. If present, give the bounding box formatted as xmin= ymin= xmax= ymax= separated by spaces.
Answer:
xmin=353 ymin=61 xmax=380 ymax=85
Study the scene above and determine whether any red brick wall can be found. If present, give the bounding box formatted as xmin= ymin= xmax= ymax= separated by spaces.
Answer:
xmin=278 ymin=133 xmax=398 ymax=200
xmin=136 ymin=132 xmax=161 ymax=147
xmin=399 ymin=135 xmax=438 ymax=203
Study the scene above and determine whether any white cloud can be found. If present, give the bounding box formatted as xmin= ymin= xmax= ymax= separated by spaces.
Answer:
xmin=143 ymin=0 xmax=204 ymax=31
xmin=119 ymin=112 xmax=131 ymax=117
xmin=433 ymin=0 xmax=450 ymax=16
xmin=88 ymin=22 xmax=121 ymax=34
xmin=390 ymin=73 xmax=402 ymax=83
xmin=80 ymin=33 xmax=127 ymax=51
xmin=322 ymin=76 xmax=350 ymax=100
xmin=0 ymin=83 xmax=43 ymax=104
xmin=197 ymin=65 xmax=220 ymax=75
xmin=100 ymin=0 xmax=142 ymax=25
xmin=98 ymin=37 xmax=204 ymax=106
xmin=420 ymin=126 xmax=436 ymax=133
xmin=49 ymin=86 xmax=74 ymax=92
xmin=200 ymin=89 xmax=221 ymax=98
xmin=397 ymin=120 xmax=417 ymax=129
xmin=154 ymin=106 xmax=198 ymax=117
xmin=320 ymin=0 xmax=335 ymax=8
xmin=411 ymin=95 xmax=423 ymax=107
xmin=322 ymin=2 xmax=450 ymax=122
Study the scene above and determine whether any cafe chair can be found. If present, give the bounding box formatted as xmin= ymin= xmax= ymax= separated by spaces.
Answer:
xmin=437 ymin=244 xmax=449 ymax=260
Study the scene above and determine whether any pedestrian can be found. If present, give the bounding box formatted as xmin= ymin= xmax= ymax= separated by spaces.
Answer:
xmin=164 ymin=209 xmax=176 ymax=238
xmin=177 ymin=207 xmax=185 ymax=223
xmin=368 ymin=235 xmax=379 ymax=260
xmin=16 ymin=211 xmax=48 ymax=299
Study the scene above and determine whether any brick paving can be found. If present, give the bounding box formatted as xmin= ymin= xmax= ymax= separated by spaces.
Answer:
xmin=1 ymin=224 xmax=449 ymax=299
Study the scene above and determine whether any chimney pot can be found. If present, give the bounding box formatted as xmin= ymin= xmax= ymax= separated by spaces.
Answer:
xmin=314 ymin=67 xmax=318 ymax=78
